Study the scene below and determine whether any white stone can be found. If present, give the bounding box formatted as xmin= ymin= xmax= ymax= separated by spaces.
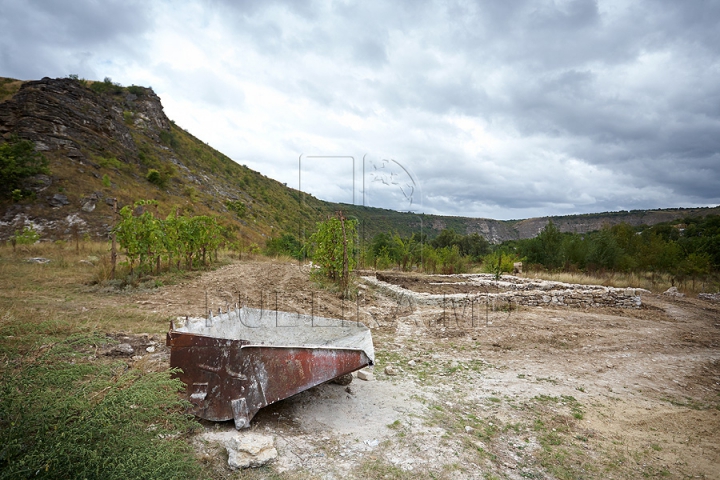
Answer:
xmin=357 ymin=369 xmax=374 ymax=381
xmin=226 ymin=433 xmax=277 ymax=469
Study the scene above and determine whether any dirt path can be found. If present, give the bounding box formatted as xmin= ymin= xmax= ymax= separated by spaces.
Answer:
xmin=131 ymin=259 xmax=720 ymax=479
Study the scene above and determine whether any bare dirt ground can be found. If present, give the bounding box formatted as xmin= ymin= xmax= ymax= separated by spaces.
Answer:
xmin=129 ymin=258 xmax=720 ymax=479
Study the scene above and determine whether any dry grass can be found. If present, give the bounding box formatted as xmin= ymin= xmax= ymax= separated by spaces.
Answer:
xmin=0 ymin=241 xmax=171 ymax=354
xmin=521 ymin=270 xmax=718 ymax=295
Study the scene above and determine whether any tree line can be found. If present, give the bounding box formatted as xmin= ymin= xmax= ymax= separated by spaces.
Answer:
xmin=508 ymin=217 xmax=719 ymax=280
xmin=265 ymin=215 xmax=720 ymax=286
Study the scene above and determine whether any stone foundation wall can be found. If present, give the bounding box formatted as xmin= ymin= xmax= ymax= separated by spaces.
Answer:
xmin=363 ymin=274 xmax=646 ymax=309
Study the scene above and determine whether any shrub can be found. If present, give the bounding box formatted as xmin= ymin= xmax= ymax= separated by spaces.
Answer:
xmin=159 ymin=130 xmax=178 ymax=149
xmin=265 ymin=233 xmax=303 ymax=259
xmin=225 ymin=200 xmax=246 ymax=218
xmin=89 ymin=77 xmax=123 ymax=95
xmin=14 ymin=226 xmax=40 ymax=245
xmin=146 ymin=169 xmax=166 ymax=188
xmin=126 ymin=85 xmax=145 ymax=96
xmin=0 ymin=136 xmax=50 ymax=198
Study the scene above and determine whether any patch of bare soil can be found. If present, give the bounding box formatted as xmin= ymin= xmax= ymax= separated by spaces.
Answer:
xmin=128 ymin=260 xmax=720 ymax=479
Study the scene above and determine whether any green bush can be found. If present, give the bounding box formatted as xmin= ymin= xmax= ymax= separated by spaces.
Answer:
xmin=0 ymin=136 xmax=49 ymax=198
xmin=14 ymin=226 xmax=40 ymax=245
xmin=126 ymin=85 xmax=145 ymax=96
xmin=96 ymin=155 xmax=123 ymax=170
xmin=114 ymin=201 xmax=225 ymax=274
xmin=90 ymin=77 xmax=123 ymax=95
xmin=482 ymin=250 xmax=521 ymax=277
xmin=265 ymin=233 xmax=303 ymax=259
xmin=225 ymin=200 xmax=246 ymax=218
xmin=159 ymin=130 xmax=178 ymax=149
xmin=146 ymin=169 xmax=165 ymax=188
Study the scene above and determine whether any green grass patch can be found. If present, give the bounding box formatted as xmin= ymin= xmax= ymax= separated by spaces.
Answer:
xmin=0 ymin=334 xmax=201 ymax=479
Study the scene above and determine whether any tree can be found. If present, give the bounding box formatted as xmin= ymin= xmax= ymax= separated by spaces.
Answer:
xmin=458 ymin=233 xmax=491 ymax=260
xmin=522 ymin=221 xmax=563 ymax=269
xmin=0 ymin=136 xmax=49 ymax=198
xmin=586 ymin=228 xmax=623 ymax=271
xmin=310 ymin=213 xmax=357 ymax=294
xmin=431 ymin=229 xmax=460 ymax=249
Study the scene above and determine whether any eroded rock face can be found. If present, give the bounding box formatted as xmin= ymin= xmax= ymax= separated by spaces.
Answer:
xmin=0 ymin=77 xmax=174 ymax=241
xmin=0 ymin=77 xmax=171 ymax=160
xmin=1 ymin=78 xmax=131 ymax=157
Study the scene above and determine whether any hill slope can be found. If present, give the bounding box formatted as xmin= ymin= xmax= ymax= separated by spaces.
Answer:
xmin=1 ymin=76 xmax=718 ymax=246
xmin=0 ymin=76 xmax=334 ymax=245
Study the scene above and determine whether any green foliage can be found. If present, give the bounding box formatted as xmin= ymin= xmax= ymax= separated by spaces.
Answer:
xmin=159 ymin=130 xmax=178 ymax=149
xmin=499 ymin=216 xmax=720 ymax=287
xmin=146 ymin=168 xmax=166 ymax=188
xmin=265 ymin=233 xmax=303 ymax=259
xmin=310 ymin=215 xmax=357 ymax=292
xmin=226 ymin=200 xmax=246 ymax=218
xmin=113 ymin=200 xmax=225 ymax=275
xmin=123 ymin=110 xmax=133 ymax=125
xmin=437 ymin=244 xmax=467 ymax=274
xmin=102 ymin=174 xmax=111 ymax=188
xmin=0 ymin=335 xmax=201 ymax=479
xmin=96 ymin=155 xmax=124 ymax=170
xmin=586 ymin=227 xmax=623 ymax=270
xmin=13 ymin=225 xmax=40 ymax=245
xmin=126 ymin=85 xmax=145 ymax=96
xmin=482 ymin=250 xmax=521 ymax=276
xmin=66 ymin=73 xmax=88 ymax=86
xmin=0 ymin=136 xmax=50 ymax=198
xmin=90 ymin=77 xmax=124 ymax=95
xmin=521 ymin=221 xmax=564 ymax=269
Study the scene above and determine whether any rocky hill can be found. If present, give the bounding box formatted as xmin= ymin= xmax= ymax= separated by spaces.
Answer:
xmin=1 ymin=76 xmax=717 ymax=246
xmin=0 ymin=76 xmax=331 ymax=245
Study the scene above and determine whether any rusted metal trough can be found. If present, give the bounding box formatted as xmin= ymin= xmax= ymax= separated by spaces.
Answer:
xmin=167 ymin=306 xmax=374 ymax=429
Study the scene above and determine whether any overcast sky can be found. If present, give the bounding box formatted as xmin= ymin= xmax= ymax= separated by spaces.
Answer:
xmin=1 ymin=0 xmax=719 ymax=220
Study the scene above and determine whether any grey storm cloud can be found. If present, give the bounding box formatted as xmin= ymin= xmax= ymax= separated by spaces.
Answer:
xmin=1 ymin=0 xmax=718 ymax=219
xmin=0 ymin=0 xmax=151 ymax=79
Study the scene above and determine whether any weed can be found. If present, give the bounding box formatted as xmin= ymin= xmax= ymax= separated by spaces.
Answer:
xmin=387 ymin=419 xmax=402 ymax=430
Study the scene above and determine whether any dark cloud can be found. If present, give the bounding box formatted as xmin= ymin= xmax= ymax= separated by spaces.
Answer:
xmin=0 ymin=0 xmax=152 ymax=79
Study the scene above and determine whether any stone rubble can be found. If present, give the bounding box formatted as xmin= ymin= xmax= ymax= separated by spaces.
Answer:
xmin=364 ymin=273 xmax=647 ymax=309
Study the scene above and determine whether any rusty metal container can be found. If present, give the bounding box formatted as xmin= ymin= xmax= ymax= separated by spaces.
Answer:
xmin=167 ymin=306 xmax=374 ymax=429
